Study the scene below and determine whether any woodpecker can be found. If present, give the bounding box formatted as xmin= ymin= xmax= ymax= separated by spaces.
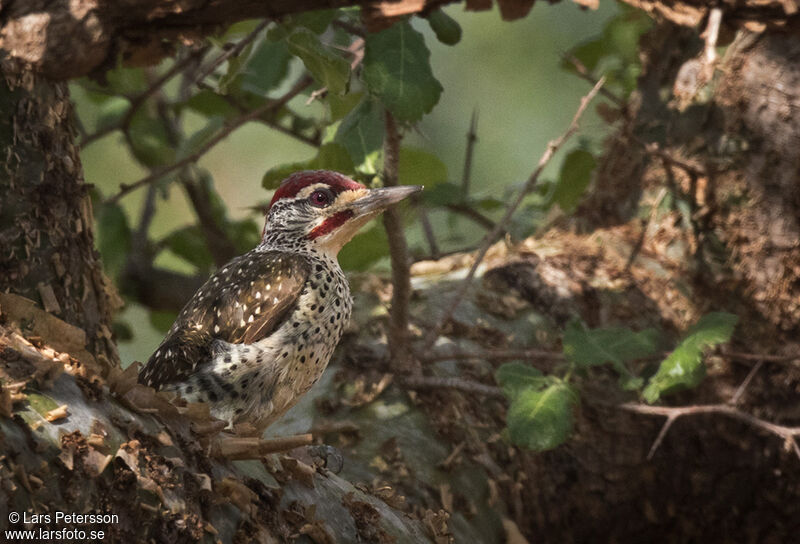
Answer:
xmin=139 ymin=170 xmax=421 ymax=432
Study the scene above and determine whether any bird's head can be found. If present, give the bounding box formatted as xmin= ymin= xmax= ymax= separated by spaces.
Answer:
xmin=262 ymin=170 xmax=421 ymax=255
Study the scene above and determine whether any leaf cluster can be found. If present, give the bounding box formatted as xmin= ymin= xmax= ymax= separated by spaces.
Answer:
xmin=497 ymin=312 xmax=738 ymax=451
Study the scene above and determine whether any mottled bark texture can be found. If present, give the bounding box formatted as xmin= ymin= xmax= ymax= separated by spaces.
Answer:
xmin=0 ymin=0 xmax=449 ymax=79
xmin=3 ymin=1 xmax=799 ymax=80
xmin=527 ymin=22 xmax=800 ymax=541
xmin=714 ymin=31 xmax=800 ymax=332
xmin=0 ymin=72 xmax=121 ymax=372
xmin=581 ymin=24 xmax=800 ymax=334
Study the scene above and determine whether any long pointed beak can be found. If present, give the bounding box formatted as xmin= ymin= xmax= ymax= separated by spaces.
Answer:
xmin=349 ymin=185 xmax=422 ymax=216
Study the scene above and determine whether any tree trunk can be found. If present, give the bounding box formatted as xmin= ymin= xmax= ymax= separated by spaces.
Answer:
xmin=0 ymin=71 xmax=120 ymax=372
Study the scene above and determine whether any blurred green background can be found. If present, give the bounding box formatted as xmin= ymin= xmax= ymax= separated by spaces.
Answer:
xmin=72 ymin=3 xmax=619 ymax=364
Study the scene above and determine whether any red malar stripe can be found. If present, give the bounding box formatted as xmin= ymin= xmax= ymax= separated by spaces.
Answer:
xmin=308 ymin=210 xmax=354 ymax=239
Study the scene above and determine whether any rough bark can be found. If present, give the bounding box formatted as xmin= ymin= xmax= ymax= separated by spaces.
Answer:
xmin=0 ymin=72 xmax=121 ymax=373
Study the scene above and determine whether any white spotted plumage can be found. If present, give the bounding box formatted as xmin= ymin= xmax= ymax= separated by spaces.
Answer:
xmin=138 ymin=170 xmax=418 ymax=432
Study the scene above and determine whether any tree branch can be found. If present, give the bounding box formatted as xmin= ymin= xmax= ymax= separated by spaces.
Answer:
xmin=422 ymin=347 xmax=565 ymax=364
xmin=620 ymin=403 xmax=800 ymax=461
xmin=208 ymin=87 xmax=322 ymax=148
xmin=79 ymin=47 xmax=208 ymax=148
xmin=461 ymin=108 xmax=479 ymax=196
xmin=444 ymin=203 xmax=497 ymax=230
xmin=106 ymin=74 xmax=313 ymax=204
xmin=421 ymin=78 xmax=605 ymax=350
xmin=382 ymin=110 xmax=416 ymax=373
xmin=191 ymin=20 xmax=270 ymax=87
xmin=398 ymin=375 xmax=505 ymax=399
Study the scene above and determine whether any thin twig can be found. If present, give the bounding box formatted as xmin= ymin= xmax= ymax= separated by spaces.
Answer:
xmin=423 ymin=347 xmax=565 ymax=363
xmin=382 ymin=110 xmax=415 ymax=372
xmin=208 ymin=86 xmax=321 ymax=147
xmin=461 ymin=109 xmax=478 ymax=196
xmin=80 ymin=48 xmax=208 ymax=148
xmin=106 ymin=75 xmax=313 ymax=204
xmin=421 ymin=78 xmax=605 ymax=350
xmin=624 ymin=187 xmax=667 ymax=270
xmin=563 ymin=54 xmax=625 ymax=108
xmin=729 ymin=359 xmax=764 ymax=406
xmin=564 ymin=55 xmax=708 ymax=178
xmin=191 ymin=20 xmax=269 ymax=87
xmin=645 ymin=142 xmax=706 ymax=177
xmin=620 ymin=403 xmax=800 ymax=461
xmin=444 ymin=203 xmax=497 ymax=230
xmin=722 ymin=349 xmax=800 ymax=364
xmin=399 ymin=375 xmax=505 ymax=399
xmin=418 ymin=204 xmax=440 ymax=259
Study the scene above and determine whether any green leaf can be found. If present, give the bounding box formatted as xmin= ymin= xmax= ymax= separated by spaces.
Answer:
xmin=495 ymin=363 xmax=546 ymax=398
xmin=421 ymin=182 xmax=461 ymax=207
xmin=241 ymin=39 xmax=292 ymax=95
xmin=218 ymin=42 xmax=255 ymax=94
xmin=563 ymin=321 xmax=659 ymax=372
xmin=338 ymin=223 xmax=388 ymax=271
xmin=178 ymin=117 xmax=224 ymax=160
xmin=314 ymin=142 xmax=356 ymax=173
xmin=25 ymin=391 xmax=60 ymax=418
xmin=474 ymin=196 xmax=504 ymax=211
xmin=226 ymin=219 xmax=262 ymax=254
xmin=162 ymin=226 xmax=215 ymax=272
xmin=327 ymin=91 xmax=364 ymax=122
xmin=552 ymin=149 xmax=596 ymax=212
xmin=563 ymin=39 xmax=608 ymax=73
xmin=507 ymin=381 xmax=577 ymax=451
xmin=399 ymin=148 xmax=447 ymax=188
xmin=221 ymin=20 xmax=264 ymax=41
xmin=263 ymin=162 xmax=308 ymax=190
xmin=97 ymin=202 xmax=131 ymax=277
xmin=286 ymin=28 xmax=351 ymax=95
xmin=184 ymin=90 xmax=236 ymax=117
xmin=112 ymin=320 xmax=134 ymax=342
xmin=334 ymin=98 xmax=383 ymax=170
xmin=643 ymin=312 xmax=738 ymax=403
xmin=105 ymin=67 xmax=147 ymax=95
xmin=262 ymin=142 xmax=355 ymax=189
xmin=95 ymin=97 xmax=130 ymax=131
xmin=562 ymin=7 xmax=651 ymax=96
xmin=363 ymin=20 xmax=443 ymax=122
xmin=426 ymin=9 xmax=462 ymax=46
xmin=283 ymin=9 xmax=337 ymax=34
xmin=128 ymin=110 xmax=175 ymax=168
xmin=149 ymin=310 xmax=178 ymax=334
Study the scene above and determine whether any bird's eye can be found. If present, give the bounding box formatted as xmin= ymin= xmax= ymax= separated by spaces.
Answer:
xmin=309 ymin=189 xmax=333 ymax=208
